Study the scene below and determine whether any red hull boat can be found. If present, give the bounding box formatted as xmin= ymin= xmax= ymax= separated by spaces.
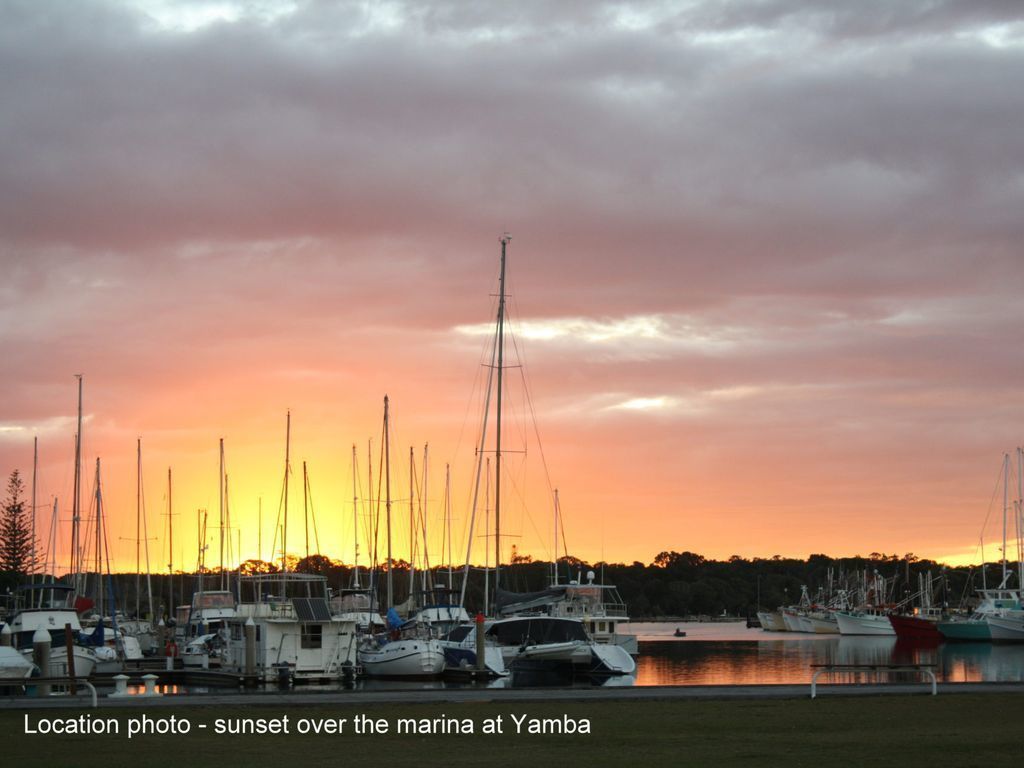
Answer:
xmin=888 ymin=614 xmax=942 ymax=643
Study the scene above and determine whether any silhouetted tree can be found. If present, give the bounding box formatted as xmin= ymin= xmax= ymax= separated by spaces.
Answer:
xmin=0 ymin=470 xmax=37 ymax=576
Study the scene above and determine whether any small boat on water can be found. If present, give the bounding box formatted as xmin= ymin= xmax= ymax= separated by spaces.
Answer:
xmin=674 ymin=628 xmax=686 ymax=638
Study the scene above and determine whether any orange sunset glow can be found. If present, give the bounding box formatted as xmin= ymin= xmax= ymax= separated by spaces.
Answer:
xmin=2 ymin=1 xmax=1023 ymax=576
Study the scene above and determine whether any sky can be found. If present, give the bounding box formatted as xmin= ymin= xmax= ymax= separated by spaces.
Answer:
xmin=1 ymin=0 xmax=1023 ymax=575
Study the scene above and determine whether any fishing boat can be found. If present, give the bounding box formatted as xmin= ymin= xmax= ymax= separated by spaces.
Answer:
xmin=986 ymin=612 xmax=1024 ymax=642
xmin=756 ymin=610 xmax=787 ymax=631
xmin=835 ymin=609 xmax=896 ymax=636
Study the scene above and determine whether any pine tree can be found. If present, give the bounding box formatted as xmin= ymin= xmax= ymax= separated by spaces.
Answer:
xmin=0 ymin=469 xmax=37 ymax=575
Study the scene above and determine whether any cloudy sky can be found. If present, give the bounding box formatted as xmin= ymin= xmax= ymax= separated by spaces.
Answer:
xmin=2 ymin=0 xmax=1023 ymax=574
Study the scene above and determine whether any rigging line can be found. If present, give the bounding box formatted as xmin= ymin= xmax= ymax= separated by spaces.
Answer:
xmin=458 ymin=309 xmax=500 ymax=609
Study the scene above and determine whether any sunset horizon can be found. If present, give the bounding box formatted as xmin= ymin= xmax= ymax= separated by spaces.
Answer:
xmin=3 ymin=1 xmax=1023 ymax=581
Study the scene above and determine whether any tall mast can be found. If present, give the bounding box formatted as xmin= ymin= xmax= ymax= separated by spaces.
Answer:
xmin=494 ymin=234 xmax=509 ymax=599
xmin=553 ymin=488 xmax=560 ymax=586
xmin=136 ymin=438 xmax=142 ymax=617
xmin=283 ymin=410 xmax=291 ymax=575
xmin=408 ymin=445 xmax=415 ymax=599
xmin=219 ymin=437 xmax=225 ymax=589
xmin=484 ymin=457 xmax=490 ymax=616
xmin=445 ymin=463 xmax=452 ymax=587
xmin=31 ymin=436 xmax=37 ymax=584
xmin=352 ymin=444 xmax=360 ymax=589
xmin=384 ymin=395 xmax=393 ymax=608
xmin=167 ymin=467 xmax=174 ymax=616
xmin=1002 ymin=452 xmax=1009 ymax=587
xmin=95 ymin=458 xmax=103 ymax=618
xmin=71 ymin=374 xmax=83 ymax=587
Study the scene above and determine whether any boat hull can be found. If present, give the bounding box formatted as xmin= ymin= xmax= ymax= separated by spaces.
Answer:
xmin=937 ymin=619 xmax=991 ymax=641
xmin=986 ymin=614 xmax=1024 ymax=642
xmin=835 ymin=611 xmax=895 ymax=636
xmin=758 ymin=611 xmax=787 ymax=632
xmin=889 ymin=615 xmax=942 ymax=643
xmin=359 ymin=639 xmax=445 ymax=678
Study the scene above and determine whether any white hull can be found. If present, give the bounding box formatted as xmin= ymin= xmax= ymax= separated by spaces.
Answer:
xmin=781 ymin=611 xmax=804 ymax=632
xmin=805 ymin=615 xmax=839 ymax=634
xmin=0 ymin=647 xmax=35 ymax=680
xmin=508 ymin=640 xmax=593 ymax=666
xmin=22 ymin=645 xmax=99 ymax=678
xmin=359 ymin=639 xmax=445 ymax=677
xmin=986 ymin=614 xmax=1024 ymax=642
xmin=835 ymin=611 xmax=895 ymax=636
xmin=590 ymin=644 xmax=636 ymax=675
xmin=758 ymin=611 xmax=787 ymax=631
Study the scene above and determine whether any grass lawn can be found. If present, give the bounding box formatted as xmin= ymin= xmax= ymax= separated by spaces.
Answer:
xmin=2 ymin=694 xmax=1023 ymax=767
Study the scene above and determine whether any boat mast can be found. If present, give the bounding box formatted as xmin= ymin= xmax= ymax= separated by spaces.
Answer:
xmin=136 ymin=438 xmax=142 ymax=617
xmin=553 ymin=488 xmax=560 ymax=586
xmin=445 ymin=463 xmax=452 ymax=588
xmin=71 ymin=374 xmax=83 ymax=591
xmin=219 ymin=438 xmax=225 ymax=590
xmin=283 ymin=410 xmax=291 ymax=576
xmin=167 ymin=467 xmax=174 ymax=617
xmin=384 ymin=395 xmax=393 ymax=608
xmin=484 ymin=456 xmax=490 ymax=617
xmin=31 ymin=436 xmax=37 ymax=592
xmin=494 ymin=234 xmax=509 ymax=600
xmin=1002 ymin=452 xmax=1009 ymax=588
xmin=94 ymin=458 xmax=104 ymax=619
xmin=352 ymin=444 xmax=360 ymax=589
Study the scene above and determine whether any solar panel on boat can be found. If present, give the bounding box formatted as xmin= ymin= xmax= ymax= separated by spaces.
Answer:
xmin=292 ymin=597 xmax=332 ymax=622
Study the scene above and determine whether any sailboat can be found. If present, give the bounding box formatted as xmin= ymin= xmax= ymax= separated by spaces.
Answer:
xmin=357 ymin=396 xmax=446 ymax=678
xmin=453 ymin=236 xmax=635 ymax=678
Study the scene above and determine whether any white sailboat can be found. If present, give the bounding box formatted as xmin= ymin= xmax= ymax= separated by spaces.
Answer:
xmin=357 ymin=397 xmax=445 ymax=678
xmin=456 ymin=236 xmax=635 ymax=678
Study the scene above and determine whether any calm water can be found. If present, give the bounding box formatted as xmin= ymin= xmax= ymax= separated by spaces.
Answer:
xmin=626 ymin=621 xmax=1024 ymax=685
xmin=117 ymin=621 xmax=1024 ymax=696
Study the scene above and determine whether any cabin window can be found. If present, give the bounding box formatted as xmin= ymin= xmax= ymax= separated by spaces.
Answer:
xmin=301 ymin=624 xmax=322 ymax=649
xmin=231 ymin=624 xmax=243 ymax=641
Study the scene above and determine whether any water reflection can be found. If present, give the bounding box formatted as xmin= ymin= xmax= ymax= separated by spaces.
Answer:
xmin=627 ymin=622 xmax=1024 ymax=685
